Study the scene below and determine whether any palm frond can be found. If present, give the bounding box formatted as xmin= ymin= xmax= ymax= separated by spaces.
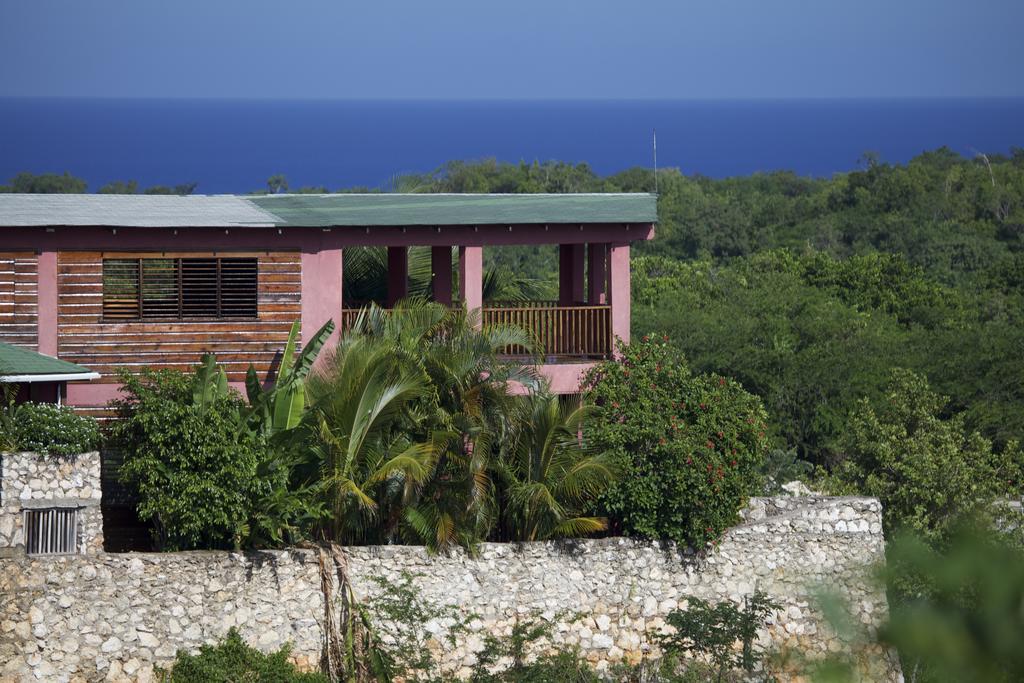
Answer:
xmin=548 ymin=516 xmax=609 ymax=538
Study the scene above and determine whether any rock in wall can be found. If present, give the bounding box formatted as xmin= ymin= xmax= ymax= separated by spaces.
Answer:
xmin=0 ymin=496 xmax=901 ymax=682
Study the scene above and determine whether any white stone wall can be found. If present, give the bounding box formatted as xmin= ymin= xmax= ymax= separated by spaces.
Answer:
xmin=0 ymin=451 xmax=103 ymax=557
xmin=0 ymin=496 xmax=900 ymax=682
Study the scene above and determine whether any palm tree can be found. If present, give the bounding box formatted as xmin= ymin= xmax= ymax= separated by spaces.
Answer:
xmin=497 ymin=391 xmax=619 ymax=542
xmin=347 ymin=300 xmax=539 ymax=550
xmin=301 ymin=331 xmax=444 ymax=545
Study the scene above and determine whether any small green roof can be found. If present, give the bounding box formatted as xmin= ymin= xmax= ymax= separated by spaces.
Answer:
xmin=249 ymin=193 xmax=658 ymax=227
xmin=0 ymin=343 xmax=97 ymax=381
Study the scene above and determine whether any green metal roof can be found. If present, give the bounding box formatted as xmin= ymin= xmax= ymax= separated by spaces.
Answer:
xmin=0 ymin=343 xmax=96 ymax=380
xmin=249 ymin=193 xmax=658 ymax=227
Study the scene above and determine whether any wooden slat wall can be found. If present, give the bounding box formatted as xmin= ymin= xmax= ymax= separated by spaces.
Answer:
xmin=0 ymin=252 xmax=39 ymax=349
xmin=58 ymin=251 xmax=301 ymax=383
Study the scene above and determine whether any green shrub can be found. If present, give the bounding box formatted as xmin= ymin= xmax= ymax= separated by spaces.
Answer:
xmin=656 ymin=591 xmax=780 ymax=683
xmin=470 ymin=614 xmax=599 ymax=683
xmin=584 ymin=337 xmax=770 ymax=547
xmin=821 ymin=368 xmax=1023 ymax=544
xmin=159 ymin=627 xmax=326 ymax=682
xmin=10 ymin=401 xmax=99 ymax=456
xmin=112 ymin=369 xmax=269 ymax=551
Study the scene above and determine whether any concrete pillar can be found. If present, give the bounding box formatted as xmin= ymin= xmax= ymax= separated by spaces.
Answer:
xmin=558 ymin=244 xmax=585 ymax=306
xmin=431 ymin=246 xmax=453 ymax=306
xmin=587 ymin=243 xmax=607 ymax=305
xmin=459 ymin=246 xmax=483 ymax=319
xmin=386 ymin=246 xmax=408 ymax=307
xmin=301 ymin=247 xmax=343 ymax=348
xmin=36 ymin=250 xmax=58 ymax=356
xmin=608 ymin=243 xmax=630 ymax=346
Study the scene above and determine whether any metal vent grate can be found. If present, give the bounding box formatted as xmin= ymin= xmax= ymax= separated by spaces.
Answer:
xmin=24 ymin=508 xmax=79 ymax=555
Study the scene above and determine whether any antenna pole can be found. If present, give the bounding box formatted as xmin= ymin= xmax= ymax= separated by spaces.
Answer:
xmin=653 ymin=128 xmax=658 ymax=195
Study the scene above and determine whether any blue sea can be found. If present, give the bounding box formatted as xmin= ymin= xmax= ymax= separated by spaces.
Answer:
xmin=0 ymin=98 xmax=1021 ymax=194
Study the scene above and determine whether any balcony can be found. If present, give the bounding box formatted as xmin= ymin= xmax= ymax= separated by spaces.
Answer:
xmin=341 ymin=301 xmax=612 ymax=361
xmin=481 ymin=301 xmax=611 ymax=360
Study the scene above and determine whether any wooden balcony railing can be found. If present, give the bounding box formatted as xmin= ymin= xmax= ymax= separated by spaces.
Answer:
xmin=482 ymin=303 xmax=611 ymax=359
xmin=340 ymin=302 xmax=612 ymax=360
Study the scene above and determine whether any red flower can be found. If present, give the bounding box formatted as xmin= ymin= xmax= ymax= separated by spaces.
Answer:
xmin=717 ymin=431 xmax=724 ymax=439
xmin=643 ymin=335 xmax=650 ymax=342
xmin=706 ymin=440 xmax=715 ymax=449
xmin=686 ymin=457 xmax=692 ymax=464
xmin=730 ymin=459 xmax=737 ymax=467
xmin=718 ymin=377 xmax=726 ymax=386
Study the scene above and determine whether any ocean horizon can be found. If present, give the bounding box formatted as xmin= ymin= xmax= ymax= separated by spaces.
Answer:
xmin=1 ymin=97 xmax=1021 ymax=194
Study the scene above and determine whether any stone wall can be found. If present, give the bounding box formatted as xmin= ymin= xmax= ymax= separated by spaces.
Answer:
xmin=0 ymin=496 xmax=901 ymax=682
xmin=0 ymin=451 xmax=103 ymax=558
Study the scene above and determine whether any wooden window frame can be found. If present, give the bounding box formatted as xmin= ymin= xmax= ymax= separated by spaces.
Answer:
xmin=101 ymin=254 xmax=259 ymax=322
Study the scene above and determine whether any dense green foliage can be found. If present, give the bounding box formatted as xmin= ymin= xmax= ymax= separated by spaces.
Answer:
xmin=633 ymin=248 xmax=1023 ymax=467
xmin=495 ymin=393 xmax=617 ymax=541
xmin=297 ymin=302 xmax=615 ymax=549
xmin=159 ymin=628 xmax=327 ymax=682
xmin=585 ymin=338 xmax=770 ymax=547
xmin=1 ymin=400 xmax=99 ymax=456
xmin=112 ymin=368 xmax=271 ymax=550
xmin=114 ymin=322 xmax=336 ymax=550
xmin=822 ymin=369 xmax=1022 ymax=544
xmin=112 ymin=305 xmax=618 ymax=552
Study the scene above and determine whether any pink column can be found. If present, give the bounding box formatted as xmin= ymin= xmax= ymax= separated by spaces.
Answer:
xmin=587 ymin=243 xmax=607 ymax=305
xmin=386 ymin=246 xmax=408 ymax=307
xmin=558 ymin=244 xmax=585 ymax=305
xmin=608 ymin=243 xmax=630 ymax=346
xmin=431 ymin=246 xmax=453 ymax=306
xmin=36 ymin=250 xmax=58 ymax=356
xmin=301 ymin=247 xmax=343 ymax=348
xmin=458 ymin=246 xmax=483 ymax=318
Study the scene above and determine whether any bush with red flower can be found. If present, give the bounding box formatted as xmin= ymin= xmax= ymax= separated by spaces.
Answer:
xmin=584 ymin=336 xmax=770 ymax=548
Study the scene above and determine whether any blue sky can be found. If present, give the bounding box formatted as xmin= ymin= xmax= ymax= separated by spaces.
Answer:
xmin=1 ymin=0 xmax=1022 ymax=99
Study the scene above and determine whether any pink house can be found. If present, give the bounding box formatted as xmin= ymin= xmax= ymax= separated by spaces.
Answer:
xmin=0 ymin=193 xmax=656 ymax=412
